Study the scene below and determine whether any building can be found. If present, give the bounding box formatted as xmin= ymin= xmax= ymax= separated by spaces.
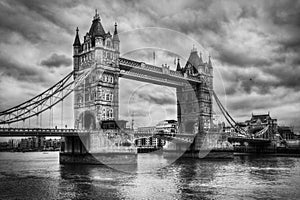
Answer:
xmin=137 ymin=126 xmax=156 ymax=133
xmin=155 ymin=120 xmax=178 ymax=134
xmin=278 ymin=126 xmax=295 ymax=140
xmin=73 ymin=10 xmax=120 ymax=130
xmin=228 ymin=112 xmax=297 ymax=140
xmin=176 ymin=47 xmax=213 ymax=134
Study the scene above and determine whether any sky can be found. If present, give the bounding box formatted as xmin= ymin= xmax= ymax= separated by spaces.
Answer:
xmin=0 ymin=0 xmax=300 ymax=131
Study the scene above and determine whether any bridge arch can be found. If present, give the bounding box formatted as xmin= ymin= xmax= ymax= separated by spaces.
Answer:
xmin=184 ymin=121 xmax=197 ymax=134
xmin=78 ymin=110 xmax=96 ymax=130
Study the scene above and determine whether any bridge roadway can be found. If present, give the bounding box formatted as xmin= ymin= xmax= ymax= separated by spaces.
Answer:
xmin=228 ymin=136 xmax=271 ymax=145
xmin=0 ymin=127 xmax=89 ymax=137
xmin=0 ymin=128 xmax=196 ymax=143
xmin=0 ymin=128 xmax=271 ymax=146
xmin=133 ymin=132 xmax=197 ymax=143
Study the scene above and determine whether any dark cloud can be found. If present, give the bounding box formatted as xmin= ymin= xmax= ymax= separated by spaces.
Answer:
xmin=40 ymin=53 xmax=72 ymax=68
xmin=0 ymin=54 xmax=47 ymax=83
xmin=137 ymin=92 xmax=175 ymax=105
xmin=0 ymin=0 xmax=299 ymax=130
xmin=263 ymin=65 xmax=300 ymax=90
xmin=237 ymin=6 xmax=258 ymax=19
xmin=13 ymin=0 xmax=80 ymax=35
xmin=216 ymin=46 xmax=271 ymax=67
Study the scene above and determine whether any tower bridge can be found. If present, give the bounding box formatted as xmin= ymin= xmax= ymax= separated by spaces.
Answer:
xmin=0 ymin=11 xmax=279 ymax=163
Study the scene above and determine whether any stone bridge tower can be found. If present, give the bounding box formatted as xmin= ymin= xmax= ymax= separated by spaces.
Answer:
xmin=176 ymin=47 xmax=213 ymax=150
xmin=73 ymin=11 xmax=120 ymax=130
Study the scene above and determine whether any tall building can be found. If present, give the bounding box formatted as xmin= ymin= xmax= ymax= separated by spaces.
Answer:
xmin=73 ymin=10 xmax=120 ymax=130
xmin=176 ymin=47 xmax=213 ymax=134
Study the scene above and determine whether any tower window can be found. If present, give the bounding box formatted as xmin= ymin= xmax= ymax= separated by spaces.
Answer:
xmin=109 ymin=109 xmax=113 ymax=119
xmin=102 ymin=108 xmax=106 ymax=119
xmin=107 ymin=41 xmax=111 ymax=47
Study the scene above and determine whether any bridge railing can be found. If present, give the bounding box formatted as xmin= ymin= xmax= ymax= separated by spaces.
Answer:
xmin=90 ymin=146 xmax=137 ymax=153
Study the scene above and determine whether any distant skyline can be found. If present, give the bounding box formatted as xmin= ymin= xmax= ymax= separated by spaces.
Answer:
xmin=0 ymin=0 xmax=299 ymax=131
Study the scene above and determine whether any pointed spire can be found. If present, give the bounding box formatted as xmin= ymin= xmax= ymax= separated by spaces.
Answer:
xmin=114 ymin=22 xmax=118 ymax=35
xmin=89 ymin=9 xmax=105 ymax=38
xmin=113 ymin=22 xmax=120 ymax=42
xmin=199 ymin=52 xmax=203 ymax=63
xmin=208 ymin=55 xmax=212 ymax=67
xmin=93 ymin=9 xmax=100 ymax=21
xmin=176 ymin=58 xmax=181 ymax=72
xmin=73 ymin=27 xmax=81 ymax=46
xmin=191 ymin=44 xmax=197 ymax=52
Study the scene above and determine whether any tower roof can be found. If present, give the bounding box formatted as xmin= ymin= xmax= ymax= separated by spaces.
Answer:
xmin=186 ymin=48 xmax=201 ymax=68
xmin=73 ymin=27 xmax=81 ymax=46
xmin=89 ymin=10 xmax=106 ymax=38
xmin=113 ymin=22 xmax=120 ymax=42
xmin=176 ymin=58 xmax=181 ymax=71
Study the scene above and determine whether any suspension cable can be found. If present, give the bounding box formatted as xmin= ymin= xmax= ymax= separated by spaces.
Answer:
xmin=0 ymin=63 xmax=97 ymax=125
xmin=211 ymin=90 xmax=248 ymax=136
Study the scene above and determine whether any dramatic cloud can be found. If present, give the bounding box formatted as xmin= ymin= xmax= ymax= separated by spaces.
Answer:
xmin=40 ymin=53 xmax=72 ymax=68
xmin=0 ymin=0 xmax=299 ymax=130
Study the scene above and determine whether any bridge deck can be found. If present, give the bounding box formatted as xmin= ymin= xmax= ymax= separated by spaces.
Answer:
xmin=0 ymin=128 xmax=89 ymax=137
xmin=228 ymin=137 xmax=271 ymax=145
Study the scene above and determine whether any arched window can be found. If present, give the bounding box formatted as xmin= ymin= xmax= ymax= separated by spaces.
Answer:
xmin=85 ymin=90 xmax=90 ymax=101
xmin=106 ymin=93 xmax=110 ymax=101
xmin=77 ymin=95 xmax=82 ymax=104
xmin=109 ymin=109 xmax=113 ymax=119
xmin=91 ymin=90 xmax=96 ymax=101
xmin=102 ymin=108 xmax=106 ymax=120
xmin=107 ymin=41 xmax=111 ymax=47
xmin=106 ymin=110 xmax=110 ymax=119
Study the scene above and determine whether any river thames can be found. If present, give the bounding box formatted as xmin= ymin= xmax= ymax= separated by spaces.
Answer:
xmin=0 ymin=152 xmax=299 ymax=200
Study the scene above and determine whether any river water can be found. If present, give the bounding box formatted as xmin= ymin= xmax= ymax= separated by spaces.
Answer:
xmin=0 ymin=152 xmax=299 ymax=200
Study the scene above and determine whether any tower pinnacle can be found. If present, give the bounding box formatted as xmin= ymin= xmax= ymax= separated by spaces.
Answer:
xmin=73 ymin=27 xmax=81 ymax=46
xmin=93 ymin=9 xmax=100 ymax=21
xmin=176 ymin=57 xmax=181 ymax=72
xmin=113 ymin=22 xmax=120 ymax=42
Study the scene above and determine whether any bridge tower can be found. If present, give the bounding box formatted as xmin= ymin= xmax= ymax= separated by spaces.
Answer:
xmin=176 ymin=47 xmax=213 ymax=151
xmin=73 ymin=10 xmax=120 ymax=131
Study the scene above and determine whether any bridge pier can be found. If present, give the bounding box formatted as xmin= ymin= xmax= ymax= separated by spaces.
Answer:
xmin=60 ymin=133 xmax=137 ymax=165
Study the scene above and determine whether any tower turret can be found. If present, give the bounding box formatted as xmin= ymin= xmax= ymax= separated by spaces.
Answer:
xmin=113 ymin=22 xmax=120 ymax=52
xmin=176 ymin=58 xmax=181 ymax=72
xmin=199 ymin=52 xmax=203 ymax=64
xmin=73 ymin=27 xmax=81 ymax=75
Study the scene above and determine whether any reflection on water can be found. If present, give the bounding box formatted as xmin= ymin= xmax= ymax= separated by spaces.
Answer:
xmin=0 ymin=152 xmax=300 ymax=199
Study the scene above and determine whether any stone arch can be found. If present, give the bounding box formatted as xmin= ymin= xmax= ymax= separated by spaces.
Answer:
xmin=185 ymin=121 xmax=195 ymax=134
xmin=78 ymin=110 xmax=96 ymax=130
